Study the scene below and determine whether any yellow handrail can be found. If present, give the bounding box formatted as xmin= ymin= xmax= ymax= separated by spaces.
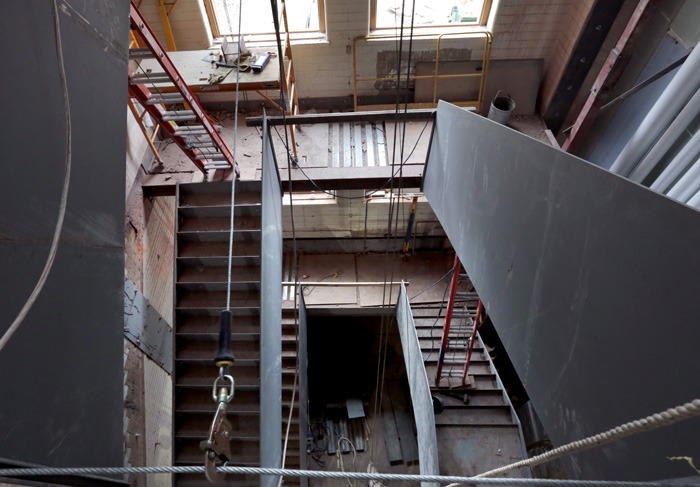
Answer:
xmin=352 ymin=31 xmax=492 ymax=112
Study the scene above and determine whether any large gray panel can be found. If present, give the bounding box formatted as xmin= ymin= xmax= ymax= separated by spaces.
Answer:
xmin=423 ymin=101 xmax=700 ymax=480
xmin=395 ymin=284 xmax=439 ymax=487
xmin=298 ymin=293 xmax=309 ymax=487
xmin=260 ymin=117 xmax=283 ymax=487
xmin=0 ymin=0 xmax=127 ymax=470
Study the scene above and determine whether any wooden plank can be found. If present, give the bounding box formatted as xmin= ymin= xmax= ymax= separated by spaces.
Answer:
xmin=387 ymin=381 xmax=419 ymax=463
xmin=380 ymin=386 xmax=403 ymax=463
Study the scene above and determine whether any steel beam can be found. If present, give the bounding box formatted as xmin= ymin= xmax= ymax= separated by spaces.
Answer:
xmin=155 ymin=0 xmax=177 ymax=51
xmin=246 ymin=108 xmax=440 ymax=127
xmin=543 ymin=0 xmax=626 ymax=133
xmin=562 ymin=0 xmax=659 ymax=153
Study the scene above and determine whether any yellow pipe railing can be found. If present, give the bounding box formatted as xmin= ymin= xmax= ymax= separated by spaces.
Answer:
xmin=352 ymin=31 xmax=492 ymax=112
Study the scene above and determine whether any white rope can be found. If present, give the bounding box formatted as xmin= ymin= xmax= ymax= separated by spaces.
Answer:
xmin=223 ymin=0 xmax=242 ymax=311
xmin=0 ymin=0 xmax=72 ymax=352
xmin=445 ymin=398 xmax=700 ymax=484
xmin=0 ymin=465 xmax=697 ymax=487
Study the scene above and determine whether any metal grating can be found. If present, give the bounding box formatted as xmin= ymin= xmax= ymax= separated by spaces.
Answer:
xmin=328 ymin=122 xmax=388 ymax=167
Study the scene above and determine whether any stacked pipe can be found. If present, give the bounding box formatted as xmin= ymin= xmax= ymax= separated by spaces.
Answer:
xmin=609 ymin=45 xmax=700 ymax=210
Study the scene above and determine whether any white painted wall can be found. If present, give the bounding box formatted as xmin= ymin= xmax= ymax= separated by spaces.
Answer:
xmin=137 ymin=0 xmax=579 ymax=104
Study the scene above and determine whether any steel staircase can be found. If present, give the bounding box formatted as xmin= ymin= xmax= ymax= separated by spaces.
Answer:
xmin=173 ymin=181 xmax=300 ymax=487
xmin=412 ymin=257 xmax=529 ymax=476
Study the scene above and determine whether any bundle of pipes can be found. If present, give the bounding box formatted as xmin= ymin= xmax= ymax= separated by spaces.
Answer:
xmin=609 ymin=44 xmax=700 ymax=209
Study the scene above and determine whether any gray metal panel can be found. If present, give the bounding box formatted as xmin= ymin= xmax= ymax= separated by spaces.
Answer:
xmin=260 ymin=116 xmax=283 ymax=487
xmin=124 ymin=275 xmax=173 ymax=373
xmin=0 ymin=0 xmax=127 ymax=470
xmin=298 ymin=293 xmax=309 ymax=487
xmin=395 ymin=283 xmax=439 ymax=487
xmin=423 ymin=101 xmax=700 ymax=480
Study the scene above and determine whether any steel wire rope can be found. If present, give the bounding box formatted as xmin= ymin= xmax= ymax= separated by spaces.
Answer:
xmin=2 ymin=400 xmax=699 ymax=484
xmin=223 ymin=0 xmax=242 ymax=311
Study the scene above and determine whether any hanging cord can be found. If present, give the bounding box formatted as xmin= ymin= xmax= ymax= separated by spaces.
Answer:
xmin=381 ymin=0 xmax=407 ymax=309
xmin=223 ymin=0 xmax=242 ymax=312
xmin=336 ymin=437 xmax=358 ymax=487
xmin=446 ymin=398 xmax=700 ymax=483
xmin=269 ymin=1 xmax=300 ymax=484
xmin=212 ymin=0 xmax=242 ymax=372
xmin=0 ymin=0 xmax=72 ymax=353
xmin=387 ymin=0 xmax=417 ymax=308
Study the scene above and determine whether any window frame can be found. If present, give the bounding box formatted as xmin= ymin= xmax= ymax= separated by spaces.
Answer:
xmin=369 ymin=0 xmax=492 ymax=31
xmin=204 ymin=0 xmax=326 ymax=39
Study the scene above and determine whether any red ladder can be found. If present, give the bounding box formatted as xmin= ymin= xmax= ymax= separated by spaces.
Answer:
xmin=434 ymin=255 xmax=486 ymax=387
xmin=128 ymin=2 xmax=238 ymax=176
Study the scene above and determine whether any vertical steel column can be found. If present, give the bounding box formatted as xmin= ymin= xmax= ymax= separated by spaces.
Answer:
xmin=260 ymin=116 xmax=283 ymax=487
xmin=434 ymin=255 xmax=460 ymax=386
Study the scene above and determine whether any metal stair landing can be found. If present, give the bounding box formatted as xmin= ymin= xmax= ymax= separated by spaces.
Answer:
xmin=173 ymin=181 xmax=301 ymax=487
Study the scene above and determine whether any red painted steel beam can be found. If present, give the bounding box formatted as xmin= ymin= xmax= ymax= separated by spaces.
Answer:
xmin=562 ymin=0 xmax=658 ymax=154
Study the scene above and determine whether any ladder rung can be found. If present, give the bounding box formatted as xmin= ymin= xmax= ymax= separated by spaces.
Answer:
xmin=129 ymin=48 xmax=155 ymax=60
xmin=173 ymin=126 xmax=207 ymax=136
xmin=147 ymin=94 xmax=186 ymax=105
xmin=195 ymin=153 xmax=226 ymax=160
xmin=203 ymin=163 xmax=232 ymax=170
xmin=187 ymin=141 xmax=217 ymax=149
xmin=162 ymin=110 xmax=197 ymax=122
xmin=130 ymin=73 xmax=172 ymax=84
xmin=455 ymin=291 xmax=478 ymax=297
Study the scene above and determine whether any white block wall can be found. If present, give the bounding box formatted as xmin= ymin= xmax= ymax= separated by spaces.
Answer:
xmin=135 ymin=0 xmax=583 ymax=106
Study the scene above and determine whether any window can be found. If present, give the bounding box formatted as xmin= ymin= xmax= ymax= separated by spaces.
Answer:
xmin=371 ymin=0 xmax=492 ymax=30
xmin=204 ymin=0 xmax=325 ymax=38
